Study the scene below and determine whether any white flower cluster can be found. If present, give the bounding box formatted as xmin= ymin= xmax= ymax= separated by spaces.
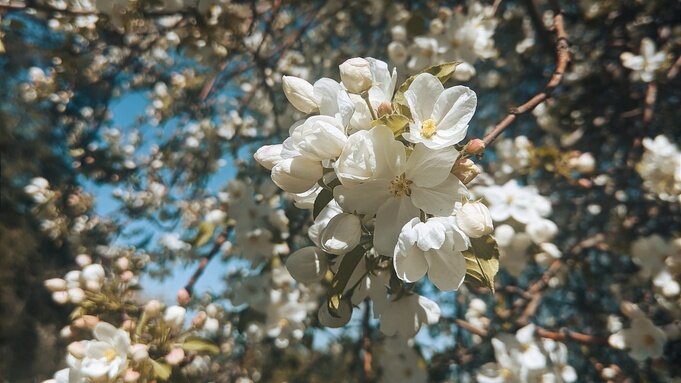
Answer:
xmin=255 ymin=57 xmax=494 ymax=336
xmin=620 ymin=38 xmax=666 ymax=83
xmin=637 ymin=135 xmax=681 ymax=203
xmin=387 ymin=1 xmax=497 ymax=80
xmin=47 ymin=322 xmax=132 ymax=383
xmin=608 ymin=303 xmax=669 ymax=361
xmin=630 ymin=235 xmax=681 ymax=298
xmin=477 ymin=324 xmax=577 ymax=383
xmin=475 ymin=180 xmax=559 ymax=276
xmin=45 ymin=261 xmax=105 ymax=305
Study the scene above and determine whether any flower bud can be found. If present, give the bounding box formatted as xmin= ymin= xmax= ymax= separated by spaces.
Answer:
xmin=165 ymin=347 xmax=185 ymax=366
xmin=164 ymin=305 xmax=186 ymax=328
xmin=456 ymin=201 xmax=493 ymax=238
xmin=130 ymin=343 xmax=149 ymax=363
xmin=465 ymin=139 xmax=486 ymax=156
xmin=123 ymin=369 xmax=141 ymax=383
xmin=115 ymin=257 xmax=130 ymax=271
xmin=52 ymin=291 xmax=69 ymax=304
xmin=192 ymin=311 xmax=207 ymax=328
xmin=574 ymin=152 xmax=595 ymax=173
xmin=120 ymin=270 xmax=134 ymax=282
xmin=339 ymin=58 xmax=373 ymax=94
xmin=67 ymin=288 xmax=85 ymax=304
xmin=377 ymin=101 xmax=393 ymax=117
xmin=44 ymin=278 xmax=67 ymax=292
xmin=282 ymin=75 xmax=318 ymax=114
xmin=320 ymin=213 xmax=362 ymax=255
xmin=75 ymin=254 xmax=92 ymax=267
xmin=254 ymin=144 xmax=284 ymax=170
xmin=177 ymin=288 xmax=191 ymax=305
xmin=144 ymin=299 xmax=164 ymax=317
xmin=67 ymin=341 xmax=86 ymax=359
xmin=271 ymin=157 xmax=323 ymax=193
xmin=526 ymin=218 xmax=558 ymax=244
xmin=285 ymin=246 xmax=329 ymax=284
xmin=452 ymin=158 xmax=480 ymax=185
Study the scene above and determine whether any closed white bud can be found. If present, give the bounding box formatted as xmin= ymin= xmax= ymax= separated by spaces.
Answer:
xmin=574 ymin=152 xmax=595 ymax=173
xmin=526 ymin=218 xmax=558 ymax=244
xmin=130 ymin=344 xmax=149 ymax=362
xmin=286 ymin=246 xmax=329 ymax=283
xmin=254 ymin=144 xmax=283 ymax=170
xmin=81 ymin=264 xmax=105 ymax=283
xmin=164 ymin=305 xmax=186 ymax=328
xmin=289 ymin=116 xmax=347 ymax=161
xmin=144 ymin=299 xmax=164 ymax=317
xmin=457 ymin=201 xmax=493 ymax=238
xmin=44 ymin=278 xmax=67 ymax=292
xmin=271 ymin=157 xmax=323 ymax=193
xmin=52 ymin=291 xmax=69 ymax=304
xmin=320 ymin=213 xmax=362 ymax=255
xmin=282 ymin=75 xmax=318 ymax=114
xmin=67 ymin=287 xmax=85 ymax=304
xmin=339 ymin=58 xmax=373 ymax=94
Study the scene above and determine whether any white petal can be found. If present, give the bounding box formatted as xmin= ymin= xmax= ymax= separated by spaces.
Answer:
xmin=404 ymin=73 xmax=444 ymax=122
xmin=286 ymin=247 xmax=328 ymax=283
xmin=334 ymin=180 xmax=391 ymax=215
xmin=271 ymin=157 xmax=323 ymax=193
xmin=416 ymin=295 xmax=441 ymax=325
xmin=431 ymin=85 xmax=477 ymax=144
xmin=405 ymin=144 xmax=459 ymax=188
xmin=411 ymin=175 xmax=466 ymax=216
xmin=414 ymin=219 xmax=446 ymax=251
xmin=282 ymin=75 xmax=318 ymax=114
xmin=373 ymin=197 xmax=420 ymax=256
xmin=425 ymin=249 xmax=466 ymax=291
xmin=394 ymin=219 xmax=428 ymax=283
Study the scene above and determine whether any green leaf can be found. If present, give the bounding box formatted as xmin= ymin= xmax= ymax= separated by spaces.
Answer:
xmin=181 ymin=336 xmax=220 ymax=354
xmin=393 ymin=61 xmax=462 ymax=118
xmin=463 ymin=235 xmax=500 ymax=292
xmin=371 ymin=113 xmax=410 ymax=136
xmin=190 ymin=221 xmax=215 ymax=247
xmin=151 ymin=360 xmax=172 ymax=380
xmin=313 ymin=189 xmax=334 ymax=219
xmin=327 ymin=246 xmax=365 ymax=316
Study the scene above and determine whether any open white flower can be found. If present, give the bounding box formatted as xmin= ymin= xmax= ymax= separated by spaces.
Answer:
xmin=402 ymin=73 xmax=477 ymax=149
xmin=620 ymin=38 xmax=665 ymax=82
xmin=66 ymin=322 xmax=130 ymax=382
xmin=476 ymin=180 xmax=551 ymax=224
xmin=609 ymin=316 xmax=667 ymax=361
xmin=335 ymin=126 xmax=468 ymax=255
xmin=393 ymin=217 xmax=469 ymax=291
xmin=379 ymin=293 xmax=440 ymax=338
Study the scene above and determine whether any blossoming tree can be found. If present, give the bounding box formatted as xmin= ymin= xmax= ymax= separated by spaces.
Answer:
xmin=1 ymin=0 xmax=680 ymax=382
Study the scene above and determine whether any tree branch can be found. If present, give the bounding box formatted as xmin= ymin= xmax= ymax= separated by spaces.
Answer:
xmin=183 ymin=226 xmax=233 ymax=296
xmin=481 ymin=6 xmax=570 ymax=147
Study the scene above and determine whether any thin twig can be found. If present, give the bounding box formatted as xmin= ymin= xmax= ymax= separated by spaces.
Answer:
xmin=183 ymin=226 xmax=233 ymax=296
xmin=481 ymin=7 xmax=570 ymax=146
xmin=642 ymin=82 xmax=657 ymax=127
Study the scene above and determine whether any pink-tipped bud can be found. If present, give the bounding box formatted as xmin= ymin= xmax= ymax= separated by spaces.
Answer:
xmin=465 ymin=139 xmax=486 ymax=156
xmin=177 ymin=288 xmax=191 ymax=305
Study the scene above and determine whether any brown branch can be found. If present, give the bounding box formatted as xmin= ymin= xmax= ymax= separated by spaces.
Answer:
xmin=642 ymin=82 xmax=657 ymax=127
xmin=183 ymin=226 xmax=233 ymax=296
xmin=360 ymin=299 xmax=373 ymax=382
xmin=667 ymin=55 xmax=681 ymax=79
xmin=455 ymin=319 xmax=489 ymax=337
xmin=535 ymin=327 xmax=608 ymax=345
xmin=481 ymin=8 xmax=570 ymax=147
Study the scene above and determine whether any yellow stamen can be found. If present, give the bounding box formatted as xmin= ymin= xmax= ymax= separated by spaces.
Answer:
xmin=389 ymin=174 xmax=413 ymax=197
xmin=420 ymin=119 xmax=437 ymax=138
xmin=104 ymin=348 xmax=117 ymax=361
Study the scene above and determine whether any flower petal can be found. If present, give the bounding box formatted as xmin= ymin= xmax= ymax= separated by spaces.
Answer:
xmin=431 ymin=85 xmax=477 ymax=144
xmin=411 ymin=175 xmax=467 ymax=216
xmin=334 ymin=180 xmax=391 ymax=215
xmin=425 ymin=248 xmax=466 ymax=291
xmin=373 ymin=197 xmax=420 ymax=256
xmin=406 ymin=144 xmax=459 ymax=188
xmin=404 ymin=73 xmax=444 ymax=122
xmin=394 ymin=219 xmax=428 ymax=283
